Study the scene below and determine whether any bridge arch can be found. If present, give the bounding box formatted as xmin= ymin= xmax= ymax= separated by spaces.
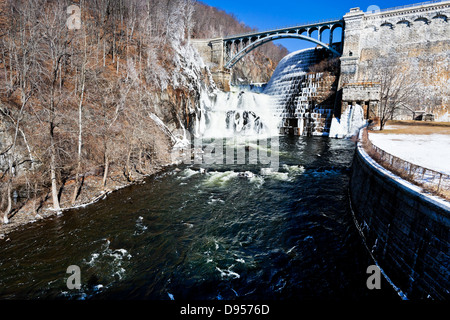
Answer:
xmin=330 ymin=23 xmax=343 ymax=33
xmin=319 ymin=25 xmax=331 ymax=43
xmin=298 ymin=28 xmax=308 ymax=35
xmin=224 ymin=33 xmax=342 ymax=69
xmin=307 ymin=26 xmax=319 ymax=38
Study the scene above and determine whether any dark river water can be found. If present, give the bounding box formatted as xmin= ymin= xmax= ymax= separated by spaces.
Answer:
xmin=0 ymin=136 xmax=399 ymax=300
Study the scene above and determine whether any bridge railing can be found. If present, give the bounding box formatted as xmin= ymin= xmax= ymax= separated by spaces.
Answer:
xmin=225 ymin=0 xmax=449 ymax=40
xmin=365 ymin=0 xmax=449 ymax=13
xmin=224 ymin=17 xmax=343 ymax=40
xmin=360 ymin=128 xmax=450 ymax=199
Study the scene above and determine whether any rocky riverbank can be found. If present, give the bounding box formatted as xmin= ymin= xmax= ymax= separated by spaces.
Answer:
xmin=0 ymin=161 xmax=174 ymax=238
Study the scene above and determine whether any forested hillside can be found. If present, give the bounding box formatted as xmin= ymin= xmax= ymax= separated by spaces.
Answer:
xmin=0 ymin=0 xmax=288 ymax=231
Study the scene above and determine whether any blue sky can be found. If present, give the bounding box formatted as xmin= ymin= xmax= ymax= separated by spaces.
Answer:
xmin=201 ymin=0 xmax=423 ymax=52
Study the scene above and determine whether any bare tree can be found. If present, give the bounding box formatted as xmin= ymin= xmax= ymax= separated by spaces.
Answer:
xmin=71 ymin=30 xmax=88 ymax=205
xmin=35 ymin=2 xmax=76 ymax=213
xmin=0 ymin=0 xmax=42 ymax=222
xmin=368 ymin=55 xmax=420 ymax=130
xmin=184 ymin=0 xmax=196 ymax=42
xmin=0 ymin=0 xmax=285 ymax=226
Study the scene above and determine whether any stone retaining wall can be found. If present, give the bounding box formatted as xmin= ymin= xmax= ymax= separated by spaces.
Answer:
xmin=350 ymin=142 xmax=450 ymax=299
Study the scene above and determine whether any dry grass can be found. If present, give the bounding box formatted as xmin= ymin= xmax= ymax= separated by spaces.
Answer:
xmin=386 ymin=120 xmax=450 ymax=127
xmin=363 ymin=143 xmax=450 ymax=200
xmin=371 ymin=120 xmax=450 ymax=135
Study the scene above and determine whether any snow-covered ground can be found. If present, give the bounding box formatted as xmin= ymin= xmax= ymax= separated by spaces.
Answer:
xmin=369 ymin=133 xmax=450 ymax=175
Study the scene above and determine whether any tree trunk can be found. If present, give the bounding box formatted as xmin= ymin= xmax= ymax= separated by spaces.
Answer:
xmin=33 ymin=181 xmax=38 ymax=216
xmin=102 ymin=152 xmax=109 ymax=188
xmin=50 ymin=124 xmax=61 ymax=213
xmin=103 ymin=39 xmax=106 ymax=67
xmin=2 ymin=182 xmax=12 ymax=224
xmin=72 ymin=35 xmax=87 ymax=205
xmin=138 ymin=148 xmax=143 ymax=172
xmin=71 ymin=164 xmax=82 ymax=205
xmin=112 ymin=28 xmax=116 ymax=63
xmin=125 ymin=148 xmax=132 ymax=181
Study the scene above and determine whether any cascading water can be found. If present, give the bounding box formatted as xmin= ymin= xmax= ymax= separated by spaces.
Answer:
xmin=195 ymin=47 xmax=365 ymax=140
xmin=329 ymin=104 xmax=367 ymax=138
xmin=263 ymin=48 xmax=337 ymax=136
xmin=196 ymin=89 xmax=280 ymax=139
xmin=195 ymin=48 xmax=330 ymax=139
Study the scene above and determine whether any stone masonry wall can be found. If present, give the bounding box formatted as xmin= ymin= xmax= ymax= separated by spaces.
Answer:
xmin=341 ymin=1 xmax=450 ymax=120
xmin=350 ymin=143 xmax=450 ymax=299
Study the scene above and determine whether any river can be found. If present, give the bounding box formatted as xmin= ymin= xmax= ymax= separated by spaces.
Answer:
xmin=0 ymin=135 xmax=398 ymax=300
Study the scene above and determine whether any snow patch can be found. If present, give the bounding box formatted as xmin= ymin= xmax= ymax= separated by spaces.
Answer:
xmin=369 ymin=133 xmax=450 ymax=175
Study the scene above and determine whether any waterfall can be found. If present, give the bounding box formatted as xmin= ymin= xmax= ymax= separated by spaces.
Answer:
xmin=196 ymin=88 xmax=279 ymax=139
xmin=179 ymin=86 xmax=280 ymax=170
xmin=194 ymin=48 xmax=363 ymax=140
xmin=263 ymin=48 xmax=335 ymax=136
xmin=329 ymin=104 xmax=367 ymax=138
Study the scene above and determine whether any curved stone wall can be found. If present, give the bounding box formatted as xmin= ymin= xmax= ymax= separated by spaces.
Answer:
xmin=349 ymin=143 xmax=450 ymax=300
xmin=264 ymin=48 xmax=338 ymax=136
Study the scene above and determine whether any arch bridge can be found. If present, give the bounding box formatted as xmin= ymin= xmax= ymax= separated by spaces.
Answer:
xmin=222 ymin=18 xmax=345 ymax=68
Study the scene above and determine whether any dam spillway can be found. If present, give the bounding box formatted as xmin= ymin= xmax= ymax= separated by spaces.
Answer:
xmin=263 ymin=48 xmax=340 ymax=137
xmin=197 ymin=47 xmax=363 ymax=140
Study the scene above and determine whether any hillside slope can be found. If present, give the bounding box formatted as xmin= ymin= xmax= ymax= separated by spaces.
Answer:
xmin=0 ymin=0 xmax=287 ymax=232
